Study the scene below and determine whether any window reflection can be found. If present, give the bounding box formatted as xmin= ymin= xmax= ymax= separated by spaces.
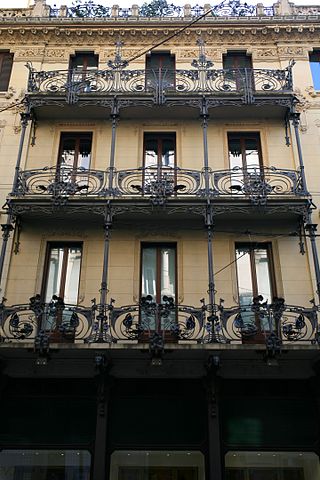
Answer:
xmin=45 ymin=245 xmax=82 ymax=304
xmin=141 ymin=244 xmax=176 ymax=330
xmin=59 ymin=133 xmax=92 ymax=171
xmin=144 ymin=134 xmax=175 ymax=169
xmin=236 ymin=244 xmax=273 ymax=333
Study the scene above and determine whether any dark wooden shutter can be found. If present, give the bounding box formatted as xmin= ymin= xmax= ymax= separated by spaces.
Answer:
xmin=0 ymin=52 xmax=13 ymax=91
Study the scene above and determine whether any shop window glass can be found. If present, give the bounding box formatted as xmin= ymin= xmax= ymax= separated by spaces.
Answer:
xmin=225 ymin=451 xmax=320 ymax=480
xmin=110 ymin=450 xmax=205 ymax=480
xmin=0 ymin=449 xmax=91 ymax=479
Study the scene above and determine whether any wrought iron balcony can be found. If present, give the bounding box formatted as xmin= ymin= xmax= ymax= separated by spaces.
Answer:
xmin=27 ymin=66 xmax=293 ymax=105
xmin=0 ymin=295 xmax=319 ymax=350
xmin=12 ymin=165 xmax=307 ymax=205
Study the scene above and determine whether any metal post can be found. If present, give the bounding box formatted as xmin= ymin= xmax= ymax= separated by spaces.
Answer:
xmin=93 ymin=362 xmax=112 ymax=480
xmin=205 ymin=358 xmax=223 ymax=480
xmin=100 ymin=205 xmax=112 ymax=308
xmin=108 ymin=101 xmax=119 ymax=192
xmin=206 ymin=202 xmax=215 ymax=308
xmin=201 ymin=97 xmax=210 ymax=197
xmin=0 ymin=218 xmax=14 ymax=292
xmin=291 ymin=112 xmax=308 ymax=194
xmin=12 ymin=109 xmax=32 ymax=194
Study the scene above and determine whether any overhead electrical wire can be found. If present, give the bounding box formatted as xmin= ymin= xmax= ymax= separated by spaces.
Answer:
xmin=124 ymin=2 xmax=224 ymax=64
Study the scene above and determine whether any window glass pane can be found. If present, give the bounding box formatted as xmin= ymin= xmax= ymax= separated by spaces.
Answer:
xmin=229 ymin=137 xmax=243 ymax=170
xmin=60 ymin=138 xmax=76 ymax=168
xmin=144 ymin=134 xmax=176 ymax=169
xmin=244 ymin=138 xmax=260 ymax=168
xmin=161 ymin=138 xmax=175 ymax=168
xmin=161 ymin=247 xmax=175 ymax=301
xmin=71 ymin=52 xmax=98 ymax=70
xmin=142 ymin=247 xmax=157 ymax=299
xmin=45 ymin=245 xmax=82 ymax=304
xmin=45 ymin=247 xmax=64 ymax=302
xmin=0 ymin=449 xmax=91 ymax=479
xmin=110 ymin=450 xmax=205 ymax=480
xmin=236 ymin=248 xmax=253 ymax=307
xmin=310 ymin=52 xmax=320 ymax=90
xmin=223 ymin=53 xmax=252 ymax=69
xmin=0 ymin=52 xmax=13 ymax=91
xmin=64 ymin=247 xmax=82 ymax=304
xmin=78 ymin=137 xmax=92 ymax=169
xmin=144 ymin=138 xmax=158 ymax=168
xmin=254 ymin=248 xmax=272 ymax=302
xmin=225 ymin=451 xmax=320 ymax=480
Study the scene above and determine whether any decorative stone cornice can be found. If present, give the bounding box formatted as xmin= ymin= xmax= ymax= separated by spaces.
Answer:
xmin=1 ymin=24 xmax=320 ymax=49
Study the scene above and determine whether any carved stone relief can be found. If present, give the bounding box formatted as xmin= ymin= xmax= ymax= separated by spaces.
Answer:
xmin=278 ymin=46 xmax=308 ymax=58
xmin=15 ymin=47 xmax=45 ymax=60
xmin=254 ymin=48 xmax=278 ymax=58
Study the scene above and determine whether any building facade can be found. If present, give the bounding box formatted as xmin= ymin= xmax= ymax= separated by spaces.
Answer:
xmin=0 ymin=0 xmax=320 ymax=478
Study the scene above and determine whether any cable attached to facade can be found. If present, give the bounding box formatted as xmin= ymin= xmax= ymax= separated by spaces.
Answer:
xmin=124 ymin=2 xmax=225 ymax=65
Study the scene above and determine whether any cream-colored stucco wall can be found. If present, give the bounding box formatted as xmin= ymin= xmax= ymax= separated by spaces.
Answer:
xmin=0 ymin=13 xmax=319 ymax=313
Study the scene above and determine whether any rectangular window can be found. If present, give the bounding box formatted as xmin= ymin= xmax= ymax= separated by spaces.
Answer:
xmin=141 ymin=244 xmax=176 ymax=303
xmin=142 ymin=132 xmax=176 ymax=194
xmin=225 ymin=452 xmax=320 ymax=480
xmin=58 ymin=132 xmax=92 ymax=170
xmin=0 ymin=450 xmax=91 ymax=479
xmin=236 ymin=243 xmax=274 ymax=307
xmin=69 ymin=51 xmax=98 ymax=71
xmin=223 ymin=51 xmax=253 ymax=91
xmin=144 ymin=132 xmax=176 ymax=169
xmin=309 ymin=50 xmax=320 ymax=90
xmin=235 ymin=243 xmax=275 ymax=336
xmin=228 ymin=132 xmax=262 ymax=170
xmin=223 ymin=51 xmax=252 ymax=70
xmin=141 ymin=243 xmax=176 ymax=330
xmin=43 ymin=243 xmax=82 ymax=304
xmin=0 ymin=51 xmax=13 ymax=91
xmin=146 ymin=51 xmax=175 ymax=89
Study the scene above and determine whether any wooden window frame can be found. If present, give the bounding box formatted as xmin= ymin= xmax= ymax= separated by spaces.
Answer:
xmin=227 ymin=132 xmax=263 ymax=169
xmin=69 ymin=51 xmax=98 ymax=71
xmin=223 ymin=51 xmax=253 ymax=69
xmin=140 ymin=242 xmax=177 ymax=305
xmin=145 ymin=51 xmax=176 ymax=90
xmin=143 ymin=132 xmax=176 ymax=169
xmin=41 ymin=242 xmax=83 ymax=303
xmin=235 ymin=242 xmax=277 ymax=303
xmin=57 ymin=132 xmax=93 ymax=170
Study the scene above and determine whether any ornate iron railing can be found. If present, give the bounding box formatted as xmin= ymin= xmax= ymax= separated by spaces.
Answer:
xmin=211 ymin=166 xmax=307 ymax=205
xmin=27 ymin=67 xmax=293 ymax=102
xmin=15 ymin=166 xmax=106 ymax=197
xmin=48 ymin=1 xmax=274 ymax=18
xmin=1 ymin=295 xmax=319 ymax=348
xmin=13 ymin=166 xmax=306 ymax=204
xmin=0 ymin=295 xmax=94 ymax=346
